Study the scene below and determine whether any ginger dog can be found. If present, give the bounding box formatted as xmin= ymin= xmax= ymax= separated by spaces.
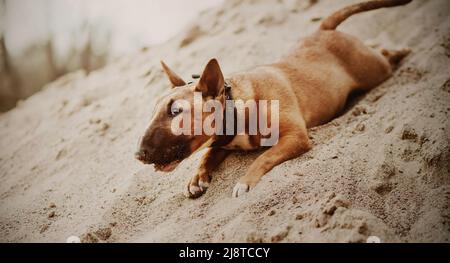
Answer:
xmin=136 ymin=0 xmax=412 ymax=198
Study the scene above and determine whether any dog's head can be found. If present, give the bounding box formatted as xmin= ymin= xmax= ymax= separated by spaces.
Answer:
xmin=135 ymin=58 xmax=226 ymax=172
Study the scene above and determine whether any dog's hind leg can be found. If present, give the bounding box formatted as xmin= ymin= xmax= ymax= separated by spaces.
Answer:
xmin=186 ymin=147 xmax=230 ymax=198
xmin=232 ymin=130 xmax=311 ymax=198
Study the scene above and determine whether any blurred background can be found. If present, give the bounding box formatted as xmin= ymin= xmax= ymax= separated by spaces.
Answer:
xmin=0 ymin=0 xmax=222 ymax=111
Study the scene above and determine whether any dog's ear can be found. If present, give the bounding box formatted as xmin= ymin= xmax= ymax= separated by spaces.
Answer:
xmin=160 ymin=61 xmax=186 ymax=87
xmin=196 ymin=58 xmax=224 ymax=97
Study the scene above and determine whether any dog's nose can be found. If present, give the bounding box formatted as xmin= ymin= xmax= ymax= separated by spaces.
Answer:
xmin=135 ymin=148 xmax=148 ymax=161
xmin=135 ymin=136 xmax=158 ymax=163
xmin=135 ymin=137 xmax=149 ymax=161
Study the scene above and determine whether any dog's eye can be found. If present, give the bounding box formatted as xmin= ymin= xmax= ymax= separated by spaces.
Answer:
xmin=168 ymin=100 xmax=183 ymax=117
xmin=170 ymin=107 xmax=182 ymax=116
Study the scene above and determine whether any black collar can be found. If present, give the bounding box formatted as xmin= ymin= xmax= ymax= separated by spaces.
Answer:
xmin=210 ymin=80 xmax=236 ymax=148
xmin=191 ymin=74 xmax=236 ymax=147
xmin=224 ymin=80 xmax=232 ymax=100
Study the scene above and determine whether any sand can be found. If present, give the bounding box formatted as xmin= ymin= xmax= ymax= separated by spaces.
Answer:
xmin=0 ymin=0 xmax=449 ymax=243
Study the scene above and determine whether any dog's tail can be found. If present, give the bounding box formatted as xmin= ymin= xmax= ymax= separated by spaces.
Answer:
xmin=320 ymin=0 xmax=412 ymax=31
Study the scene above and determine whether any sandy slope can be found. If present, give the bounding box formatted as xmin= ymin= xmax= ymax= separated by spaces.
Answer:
xmin=0 ymin=0 xmax=449 ymax=243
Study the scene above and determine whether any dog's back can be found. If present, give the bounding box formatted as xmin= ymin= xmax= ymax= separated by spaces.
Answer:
xmin=248 ymin=0 xmax=412 ymax=127
xmin=275 ymin=30 xmax=391 ymax=127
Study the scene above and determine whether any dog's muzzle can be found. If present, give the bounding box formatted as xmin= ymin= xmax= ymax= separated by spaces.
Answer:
xmin=135 ymin=135 xmax=186 ymax=168
xmin=135 ymin=137 xmax=152 ymax=164
xmin=135 ymin=148 xmax=149 ymax=163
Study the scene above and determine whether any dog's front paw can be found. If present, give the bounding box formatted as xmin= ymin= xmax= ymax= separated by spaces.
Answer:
xmin=185 ymin=174 xmax=210 ymax=199
xmin=232 ymin=182 xmax=250 ymax=198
